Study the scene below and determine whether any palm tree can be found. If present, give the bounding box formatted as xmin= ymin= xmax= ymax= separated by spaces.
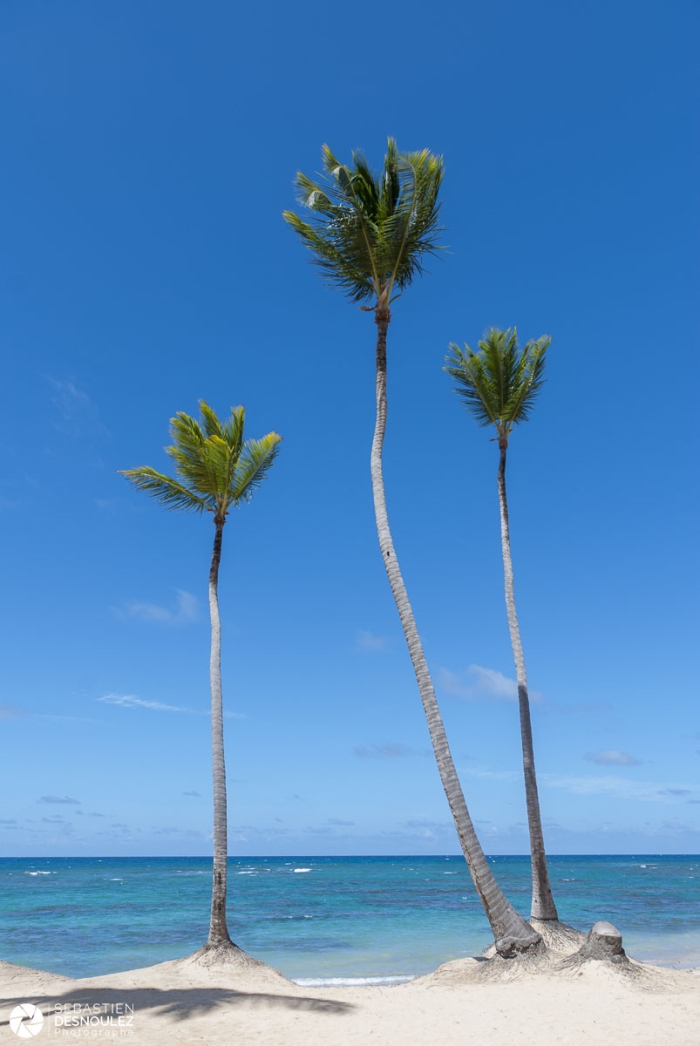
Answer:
xmin=121 ymin=401 xmax=281 ymax=951
xmin=284 ymin=142 xmax=540 ymax=956
xmin=444 ymin=328 xmax=558 ymax=923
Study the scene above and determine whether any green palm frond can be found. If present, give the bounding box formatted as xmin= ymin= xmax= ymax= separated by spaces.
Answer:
xmin=232 ymin=432 xmax=283 ymax=502
xmin=444 ymin=328 xmax=551 ymax=438
xmin=444 ymin=344 xmax=500 ymax=428
xmin=167 ymin=412 xmax=220 ymax=493
xmin=119 ymin=467 xmax=212 ymax=513
xmin=121 ymin=404 xmax=282 ymax=522
xmin=283 ymin=137 xmax=444 ymax=305
xmin=199 ymin=401 xmax=224 ymax=438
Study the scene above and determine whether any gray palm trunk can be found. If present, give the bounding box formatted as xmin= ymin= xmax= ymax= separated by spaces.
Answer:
xmin=497 ymin=443 xmax=558 ymax=921
xmin=371 ymin=307 xmax=541 ymax=956
xmin=207 ymin=518 xmax=233 ymax=946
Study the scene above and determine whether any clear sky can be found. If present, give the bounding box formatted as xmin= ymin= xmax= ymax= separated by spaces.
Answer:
xmin=1 ymin=0 xmax=698 ymax=858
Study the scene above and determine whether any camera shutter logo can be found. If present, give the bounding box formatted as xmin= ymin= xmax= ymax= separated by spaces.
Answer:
xmin=9 ymin=1004 xmax=44 ymax=1038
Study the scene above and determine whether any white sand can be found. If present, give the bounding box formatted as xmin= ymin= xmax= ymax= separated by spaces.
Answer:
xmin=2 ymin=946 xmax=700 ymax=1046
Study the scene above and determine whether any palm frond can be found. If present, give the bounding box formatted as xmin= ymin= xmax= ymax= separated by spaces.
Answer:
xmin=221 ymin=405 xmax=245 ymax=455
xmin=122 ymin=405 xmax=282 ymax=521
xmin=284 ymin=139 xmax=444 ymax=306
xmin=444 ymin=343 xmax=499 ymax=428
xmin=506 ymin=337 xmax=550 ymax=425
xmin=445 ymin=329 xmax=551 ymax=435
xmin=232 ymin=432 xmax=283 ymax=503
xmin=199 ymin=400 xmax=224 ymax=438
xmin=119 ymin=467 xmax=212 ymax=513
xmin=166 ymin=412 xmax=220 ymax=494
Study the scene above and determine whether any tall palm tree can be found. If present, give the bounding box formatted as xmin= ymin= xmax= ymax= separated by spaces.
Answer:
xmin=121 ymin=401 xmax=281 ymax=951
xmin=444 ymin=328 xmax=558 ymax=923
xmin=284 ymin=142 xmax=540 ymax=956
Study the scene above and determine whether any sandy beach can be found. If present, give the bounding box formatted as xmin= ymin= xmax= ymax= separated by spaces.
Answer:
xmin=3 ymin=938 xmax=700 ymax=1046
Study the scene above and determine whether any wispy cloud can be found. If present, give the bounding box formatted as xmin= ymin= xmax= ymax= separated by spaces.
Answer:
xmin=354 ymin=743 xmax=427 ymax=759
xmin=0 ymin=703 xmax=24 ymax=719
xmin=327 ymin=818 xmax=355 ymax=826
xmin=123 ymin=589 xmax=199 ymax=626
xmin=584 ymin=749 xmax=641 ymax=766
xmin=183 ymin=790 xmax=201 ymax=798
xmin=461 ymin=766 xmax=520 ymax=782
xmin=151 ymin=826 xmax=205 ymax=838
xmin=549 ymin=701 xmax=612 ymax=716
xmin=439 ymin=664 xmax=542 ymax=703
xmin=48 ymin=378 xmax=106 ymax=437
xmin=98 ymin=694 xmax=191 ymax=713
xmin=38 ymin=795 xmax=81 ymax=805
xmin=97 ymin=693 xmax=244 ymax=719
xmin=544 ymin=774 xmax=698 ymax=803
xmin=398 ymin=818 xmax=454 ymax=840
xmin=0 ymin=819 xmax=17 ymax=825
xmin=356 ymin=630 xmax=389 ymax=652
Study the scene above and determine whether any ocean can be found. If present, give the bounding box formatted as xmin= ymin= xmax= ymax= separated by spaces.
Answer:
xmin=2 ymin=855 xmax=700 ymax=983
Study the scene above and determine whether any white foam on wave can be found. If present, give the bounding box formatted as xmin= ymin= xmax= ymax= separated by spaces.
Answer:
xmin=237 ymin=870 xmax=257 ymax=875
xmin=110 ymin=878 xmax=124 ymax=882
xmin=25 ymin=871 xmax=51 ymax=876
xmin=293 ymin=868 xmax=312 ymax=873
xmin=293 ymin=976 xmax=414 ymax=987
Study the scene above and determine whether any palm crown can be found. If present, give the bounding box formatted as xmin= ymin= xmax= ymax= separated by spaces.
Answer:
xmin=444 ymin=328 xmax=550 ymax=444
xmin=120 ymin=401 xmax=281 ymax=522
xmin=283 ymin=138 xmax=444 ymax=305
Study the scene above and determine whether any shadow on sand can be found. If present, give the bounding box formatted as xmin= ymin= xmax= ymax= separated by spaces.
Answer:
xmin=0 ymin=983 xmax=354 ymax=1024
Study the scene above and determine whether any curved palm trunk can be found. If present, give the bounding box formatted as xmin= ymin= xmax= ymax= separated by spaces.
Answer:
xmin=497 ymin=443 xmax=558 ymax=921
xmin=207 ymin=519 xmax=233 ymax=946
xmin=371 ymin=307 xmax=540 ymax=956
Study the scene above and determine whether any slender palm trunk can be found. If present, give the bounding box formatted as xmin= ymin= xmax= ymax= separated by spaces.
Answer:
xmin=370 ymin=307 xmax=540 ymax=956
xmin=497 ymin=443 xmax=558 ymax=921
xmin=207 ymin=518 xmax=232 ymax=946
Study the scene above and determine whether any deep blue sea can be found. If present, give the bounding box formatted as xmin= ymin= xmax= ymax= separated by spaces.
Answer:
xmin=2 ymin=855 xmax=700 ymax=983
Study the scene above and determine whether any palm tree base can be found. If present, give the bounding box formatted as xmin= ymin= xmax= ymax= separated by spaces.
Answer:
xmin=196 ymin=941 xmax=255 ymax=963
xmin=493 ymin=932 xmax=546 ymax=959
xmin=530 ymin=918 xmax=586 ymax=956
xmin=186 ymin=942 xmax=289 ymax=978
xmin=482 ymin=920 xmax=584 ymax=962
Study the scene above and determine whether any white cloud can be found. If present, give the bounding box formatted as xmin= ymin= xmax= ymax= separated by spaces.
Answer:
xmin=97 ymin=693 xmax=245 ymax=719
xmin=584 ymin=749 xmax=641 ymax=766
xmin=440 ymin=664 xmax=529 ymax=702
xmin=461 ymin=767 xmax=520 ymax=782
xmin=124 ymin=589 xmax=199 ymax=626
xmin=544 ymin=774 xmax=698 ymax=804
xmin=354 ymin=743 xmax=427 ymax=759
xmin=38 ymin=795 xmax=81 ymax=805
xmin=47 ymin=378 xmax=105 ymax=437
xmin=98 ymin=694 xmax=190 ymax=713
xmin=356 ymin=630 xmax=389 ymax=652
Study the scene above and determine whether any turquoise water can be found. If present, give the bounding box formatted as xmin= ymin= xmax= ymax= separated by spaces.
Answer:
xmin=2 ymin=855 xmax=700 ymax=982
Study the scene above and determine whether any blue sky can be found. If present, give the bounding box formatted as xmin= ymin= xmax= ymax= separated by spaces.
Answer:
xmin=1 ymin=0 xmax=698 ymax=858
